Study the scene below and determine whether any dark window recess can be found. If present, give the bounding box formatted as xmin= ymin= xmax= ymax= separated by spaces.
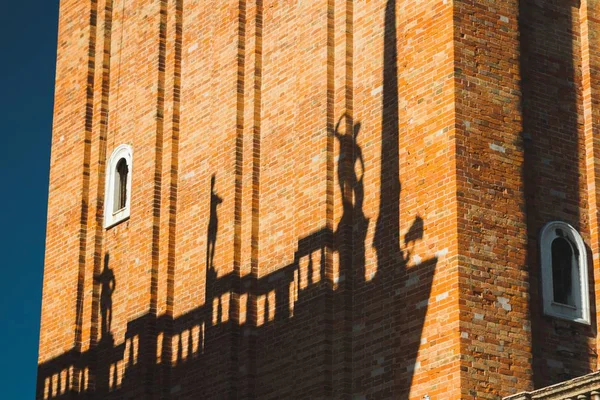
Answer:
xmin=551 ymin=236 xmax=574 ymax=305
xmin=114 ymin=158 xmax=129 ymax=212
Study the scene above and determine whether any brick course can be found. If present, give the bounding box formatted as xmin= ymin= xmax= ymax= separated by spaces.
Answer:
xmin=37 ymin=0 xmax=600 ymax=399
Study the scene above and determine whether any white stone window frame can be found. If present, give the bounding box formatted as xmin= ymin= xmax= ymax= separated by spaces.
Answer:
xmin=104 ymin=144 xmax=133 ymax=228
xmin=540 ymin=221 xmax=590 ymax=325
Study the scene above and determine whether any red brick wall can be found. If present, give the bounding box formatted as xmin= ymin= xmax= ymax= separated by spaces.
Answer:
xmin=38 ymin=0 xmax=600 ymax=399
xmin=39 ymin=0 xmax=92 ymax=365
xmin=455 ymin=0 xmax=599 ymax=398
xmin=453 ymin=0 xmax=533 ymax=397
xmin=520 ymin=0 xmax=597 ymax=389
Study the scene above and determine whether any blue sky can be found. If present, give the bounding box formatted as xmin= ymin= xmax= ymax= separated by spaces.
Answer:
xmin=0 ymin=1 xmax=59 ymax=397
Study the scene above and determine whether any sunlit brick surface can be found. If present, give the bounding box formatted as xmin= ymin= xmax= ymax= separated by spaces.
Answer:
xmin=38 ymin=0 xmax=600 ymax=399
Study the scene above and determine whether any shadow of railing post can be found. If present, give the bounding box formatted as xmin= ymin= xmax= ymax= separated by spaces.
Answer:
xmin=38 ymin=224 xmax=438 ymax=399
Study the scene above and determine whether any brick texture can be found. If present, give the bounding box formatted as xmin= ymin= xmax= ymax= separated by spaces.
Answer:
xmin=37 ymin=0 xmax=600 ymax=399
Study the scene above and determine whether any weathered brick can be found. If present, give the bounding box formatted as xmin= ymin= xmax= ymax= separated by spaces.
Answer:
xmin=37 ymin=0 xmax=600 ymax=399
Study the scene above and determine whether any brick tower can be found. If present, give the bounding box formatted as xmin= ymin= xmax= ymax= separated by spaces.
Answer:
xmin=37 ymin=0 xmax=600 ymax=398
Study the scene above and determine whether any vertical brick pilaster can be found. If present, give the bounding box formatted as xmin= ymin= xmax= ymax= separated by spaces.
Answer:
xmin=580 ymin=0 xmax=600 ymax=366
xmin=454 ymin=0 xmax=533 ymax=397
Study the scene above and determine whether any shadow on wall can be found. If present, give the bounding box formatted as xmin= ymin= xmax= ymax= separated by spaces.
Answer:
xmin=36 ymin=0 xmax=438 ymax=398
xmin=520 ymin=0 xmax=597 ymax=389
xmin=95 ymin=254 xmax=116 ymax=339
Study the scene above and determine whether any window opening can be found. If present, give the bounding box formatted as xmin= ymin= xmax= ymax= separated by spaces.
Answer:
xmin=551 ymin=236 xmax=573 ymax=306
xmin=114 ymin=158 xmax=129 ymax=213
xmin=540 ymin=221 xmax=590 ymax=325
xmin=104 ymin=144 xmax=133 ymax=228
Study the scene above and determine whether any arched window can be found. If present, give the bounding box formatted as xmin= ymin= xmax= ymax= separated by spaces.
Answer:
xmin=104 ymin=145 xmax=133 ymax=228
xmin=114 ymin=158 xmax=129 ymax=212
xmin=540 ymin=221 xmax=590 ymax=324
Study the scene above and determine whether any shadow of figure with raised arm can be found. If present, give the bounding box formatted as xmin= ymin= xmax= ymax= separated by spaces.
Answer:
xmin=95 ymin=253 xmax=116 ymax=337
xmin=334 ymin=114 xmax=365 ymax=206
xmin=334 ymin=113 xmax=370 ymax=393
xmin=334 ymin=113 xmax=370 ymax=283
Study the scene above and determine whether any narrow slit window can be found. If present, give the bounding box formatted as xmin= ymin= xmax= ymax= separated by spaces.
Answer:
xmin=114 ymin=158 xmax=129 ymax=213
xmin=551 ymin=236 xmax=574 ymax=306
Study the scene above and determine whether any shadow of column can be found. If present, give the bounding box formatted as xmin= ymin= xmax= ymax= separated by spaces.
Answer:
xmin=519 ymin=0 xmax=593 ymax=388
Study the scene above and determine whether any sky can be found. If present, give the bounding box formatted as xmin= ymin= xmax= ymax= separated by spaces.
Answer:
xmin=0 ymin=1 xmax=59 ymax=398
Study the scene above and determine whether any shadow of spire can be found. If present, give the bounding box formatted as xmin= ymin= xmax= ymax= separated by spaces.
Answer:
xmin=373 ymin=0 xmax=405 ymax=271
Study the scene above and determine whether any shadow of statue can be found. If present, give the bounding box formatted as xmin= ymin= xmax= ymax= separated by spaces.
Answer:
xmin=333 ymin=112 xmax=370 ymax=394
xmin=334 ymin=114 xmax=365 ymax=207
xmin=207 ymin=174 xmax=223 ymax=271
xmin=95 ymin=253 xmax=116 ymax=337
xmin=334 ymin=113 xmax=370 ymax=282
xmin=206 ymin=174 xmax=223 ymax=325
xmin=403 ymin=215 xmax=423 ymax=263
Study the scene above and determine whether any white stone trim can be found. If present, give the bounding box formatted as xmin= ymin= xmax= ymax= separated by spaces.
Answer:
xmin=540 ymin=221 xmax=590 ymax=325
xmin=503 ymin=370 xmax=600 ymax=399
xmin=104 ymin=144 xmax=133 ymax=228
